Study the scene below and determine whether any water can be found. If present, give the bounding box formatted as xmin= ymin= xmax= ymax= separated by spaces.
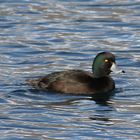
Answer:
xmin=0 ymin=0 xmax=140 ymax=139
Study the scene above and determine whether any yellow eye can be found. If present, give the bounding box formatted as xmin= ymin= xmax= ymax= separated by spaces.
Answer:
xmin=104 ymin=59 xmax=109 ymax=62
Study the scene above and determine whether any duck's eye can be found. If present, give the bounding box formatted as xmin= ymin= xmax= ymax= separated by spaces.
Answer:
xmin=104 ymin=59 xmax=109 ymax=62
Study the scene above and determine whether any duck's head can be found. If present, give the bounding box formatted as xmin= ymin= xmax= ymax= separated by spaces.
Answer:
xmin=92 ymin=52 xmax=124 ymax=78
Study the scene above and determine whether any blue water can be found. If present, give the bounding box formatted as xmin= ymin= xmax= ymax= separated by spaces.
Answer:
xmin=0 ymin=0 xmax=140 ymax=139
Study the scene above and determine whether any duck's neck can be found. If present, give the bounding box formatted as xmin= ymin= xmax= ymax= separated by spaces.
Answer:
xmin=92 ymin=66 xmax=108 ymax=78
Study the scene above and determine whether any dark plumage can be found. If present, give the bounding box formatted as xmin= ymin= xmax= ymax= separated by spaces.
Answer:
xmin=27 ymin=52 xmax=124 ymax=95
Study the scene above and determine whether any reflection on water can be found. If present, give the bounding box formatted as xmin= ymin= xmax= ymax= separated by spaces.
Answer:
xmin=0 ymin=0 xmax=140 ymax=139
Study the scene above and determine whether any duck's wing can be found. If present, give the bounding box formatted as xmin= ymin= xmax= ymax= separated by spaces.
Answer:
xmin=27 ymin=70 xmax=93 ymax=92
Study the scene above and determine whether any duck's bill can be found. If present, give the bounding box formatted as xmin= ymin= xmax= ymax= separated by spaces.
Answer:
xmin=110 ymin=63 xmax=125 ymax=74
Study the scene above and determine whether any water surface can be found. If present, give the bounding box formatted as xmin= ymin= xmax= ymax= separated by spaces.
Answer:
xmin=0 ymin=0 xmax=140 ymax=139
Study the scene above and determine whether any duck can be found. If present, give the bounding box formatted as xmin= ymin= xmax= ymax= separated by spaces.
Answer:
xmin=27 ymin=52 xmax=124 ymax=95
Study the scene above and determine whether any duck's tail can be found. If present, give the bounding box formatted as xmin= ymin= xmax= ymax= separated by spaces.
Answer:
xmin=26 ymin=78 xmax=40 ymax=88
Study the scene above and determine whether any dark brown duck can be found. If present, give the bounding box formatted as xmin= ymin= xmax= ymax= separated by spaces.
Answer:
xmin=27 ymin=52 xmax=124 ymax=95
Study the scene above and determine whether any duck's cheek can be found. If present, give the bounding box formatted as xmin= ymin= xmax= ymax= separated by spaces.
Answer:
xmin=107 ymin=69 xmax=112 ymax=75
xmin=103 ymin=63 xmax=112 ymax=74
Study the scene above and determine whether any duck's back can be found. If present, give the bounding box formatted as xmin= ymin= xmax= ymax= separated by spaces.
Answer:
xmin=28 ymin=70 xmax=115 ymax=95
